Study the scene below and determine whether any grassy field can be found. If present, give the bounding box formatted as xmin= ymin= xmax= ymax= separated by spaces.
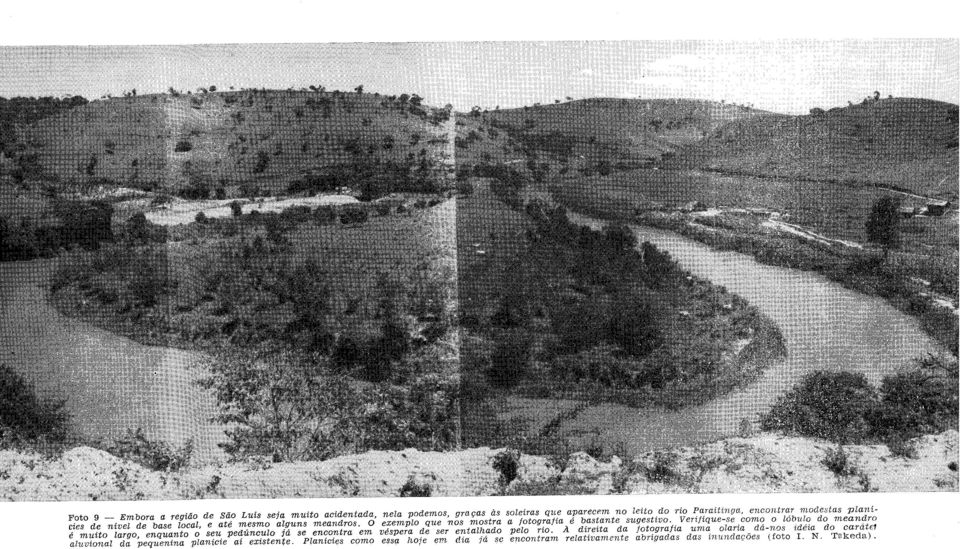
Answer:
xmin=553 ymin=167 xmax=959 ymax=250
xmin=12 ymin=89 xmax=453 ymax=197
xmin=684 ymin=98 xmax=959 ymax=199
xmin=484 ymin=98 xmax=769 ymax=166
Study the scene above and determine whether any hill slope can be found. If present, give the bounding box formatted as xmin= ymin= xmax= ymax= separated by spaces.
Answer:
xmin=688 ymin=98 xmax=959 ymax=198
xmin=479 ymin=98 xmax=770 ymax=168
xmin=15 ymin=90 xmax=453 ymax=197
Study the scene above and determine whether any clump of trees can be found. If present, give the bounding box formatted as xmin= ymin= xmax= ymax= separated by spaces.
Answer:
xmin=866 ymin=196 xmax=900 ymax=260
xmin=200 ymin=349 xmax=460 ymax=462
xmin=761 ymin=355 xmax=958 ymax=447
xmin=1 ymin=364 xmax=69 ymax=446
xmin=466 ymin=202 xmax=779 ymax=408
xmin=0 ymin=201 xmax=114 ymax=262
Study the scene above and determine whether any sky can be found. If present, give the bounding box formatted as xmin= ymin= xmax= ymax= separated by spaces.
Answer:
xmin=0 ymin=40 xmax=956 ymax=114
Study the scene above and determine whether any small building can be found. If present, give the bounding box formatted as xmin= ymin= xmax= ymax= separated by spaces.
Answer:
xmin=680 ymin=200 xmax=707 ymax=213
xmin=924 ymin=200 xmax=951 ymax=216
xmin=897 ymin=205 xmax=918 ymax=218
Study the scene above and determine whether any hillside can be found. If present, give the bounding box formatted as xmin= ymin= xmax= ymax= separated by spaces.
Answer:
xmin=688 ymin=98 xmax=959 ymax=199
xmin=0 ymin=95 xmax=89 ymax=158
xmin=13 ymin=89 xmax=453 ymax=197
xmin=475 ymin=98 xmax=770 ymax=170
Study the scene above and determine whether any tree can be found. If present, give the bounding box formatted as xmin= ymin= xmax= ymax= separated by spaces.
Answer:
xmin=866 ymin=196 xmax=900 ymax=260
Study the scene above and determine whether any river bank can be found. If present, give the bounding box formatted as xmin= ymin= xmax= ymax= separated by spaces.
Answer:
xmin=492 ymin=211 xmax=945 ymax=456
xmin=0 ymin=259 xmax=227 ymax=463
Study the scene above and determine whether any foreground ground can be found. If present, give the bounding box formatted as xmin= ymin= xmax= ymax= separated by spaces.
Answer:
xmin=1 ymin=430 xmax=955 ymax=500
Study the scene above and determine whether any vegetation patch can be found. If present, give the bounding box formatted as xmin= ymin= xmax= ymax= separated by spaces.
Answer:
xmin=0 ymin=364 xmax=69 ymax=448
xmin=761 ymin=355 xmax=959 ymax=447
xmin=461 ymin=200 xmax=785 ymax=411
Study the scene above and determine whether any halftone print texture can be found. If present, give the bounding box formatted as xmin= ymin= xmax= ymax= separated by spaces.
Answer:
xmin=0 ymin=41 xmax=957 ymax=500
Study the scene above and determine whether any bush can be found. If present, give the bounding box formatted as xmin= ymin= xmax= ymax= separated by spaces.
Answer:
xmin=253 ymin=151 xmax=270 ymax=174
xmin=0 ymin=364 xmax=68 ymax=444
xmin=340 ymin=207 xmax=369 ymax=224
xmin=456 ymin=179 xmax=474 ymax=197
xmin=314 ymin=205 xmax=338 ymax=225
xmin=229 ymin=201 xmax=243 ymax=217
xmin=872 ymin=355 xmax=959 ymax=440
xmin=399 ymin=474 xmax=434 ymax=497
xmin=105 ymin=428 xmax=193 ymax=472
xmin=885 ymin=435 xmax=918 ymax=459
xmin=762 ymin=356 xmax=958 ymax=445
xmin=492 ymin=449 xmax=521 ymax=485
xmin=375 ymin=202 xmax=392 ymax=216
xmin=760 ymin=371 xmax=878 ymax=443
xmin=488 ymin=329 xmax=532 ymax=388
xmin=822 ymin=445 xmax=857 ymax=477
xmin=195 ymin=211 xmax=208 ymax=224
xmin=199 ymin=351 xmax=363 ymax=462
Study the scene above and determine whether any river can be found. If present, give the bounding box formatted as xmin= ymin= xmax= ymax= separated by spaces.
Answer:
xmin=550 ymin=212 xmax=945 ymax=453
xmin=0 ymin=211 xmax=946 ymax=462
xmin=0 ymin=259 xmax=227 ymax=462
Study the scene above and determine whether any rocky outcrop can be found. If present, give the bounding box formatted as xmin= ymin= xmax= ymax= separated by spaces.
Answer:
xmin=1 ymin=431 xmax=956 ymax=501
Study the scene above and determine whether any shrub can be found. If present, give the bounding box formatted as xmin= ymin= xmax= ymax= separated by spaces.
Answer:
xmin=488 ymin=329 xmax=532 ymax=388
xmin=253 ymin=151 xmax=270 ymax=174
xmin=314 ymin=205 xmax=338 ymax=225
xmin=607 ymin=293 xmax=661 ymax=357
xmin=492 ymin=449 xmax=521 ymax=485
xmin=456 ymin=179 xmax=474 ymax=197
xmin=872 ymin=355 xmax=958 ymax=440
xmin=340 ymin=207 xmax=369 ymax=224
xmin=229 ymin=201 xmax=243 ymax=217
xmin=550 ymin=344 xmax=638 ymax=388
xmin=399 ymin=474 xmax=433 ymax=497
xmin=643 ymin=450 xmax=681 ymax=483
xmin=0 ymin=364 xmax=68 ymax=444
xmin=375 ymin=202 xmax=392 ymax=216
xmin=122 ymin=212 xmax=165 ymax=245
xmin=760 ymin=371 xmax=878 ymax=443
xmin=199 ymin=351 xmax=364 ymax=462
xmin=106 ymin=429 xmax=193 ymax=472
xmin=762 ymin=357 xmax=958 ymax=446
xmin=195 ymin=211 xmax=208 ymax=224
xmin=174 ymin=139 xmax=193 ymax=152
xmin=885 ymin=435 xmax=918 ymax=459
xmin=822 ymin=445 xmax=857 ymax=477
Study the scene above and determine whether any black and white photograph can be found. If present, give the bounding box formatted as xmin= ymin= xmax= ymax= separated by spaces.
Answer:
xmin=0 ymin=37 xmax=957 ymax=503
